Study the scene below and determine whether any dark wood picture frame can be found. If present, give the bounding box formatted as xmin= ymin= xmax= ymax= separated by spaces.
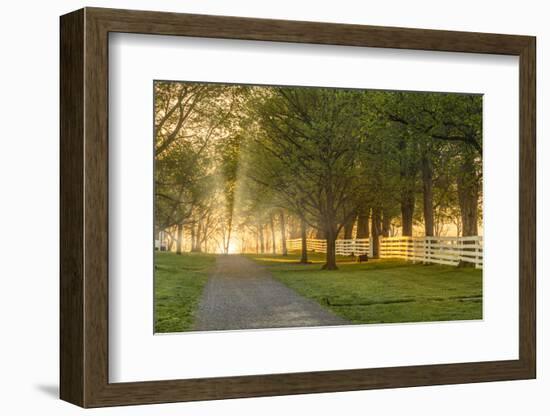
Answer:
xmin=60 ymin=7 xmax=536 ymax=408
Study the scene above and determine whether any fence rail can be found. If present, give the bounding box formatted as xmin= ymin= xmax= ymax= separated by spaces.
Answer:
xmin=286 ymin=236 xmax=483 ymax=269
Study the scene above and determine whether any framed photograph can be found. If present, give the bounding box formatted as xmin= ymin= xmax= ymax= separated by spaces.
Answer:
xmin=60 ymin=7 xmax=536 ymax=407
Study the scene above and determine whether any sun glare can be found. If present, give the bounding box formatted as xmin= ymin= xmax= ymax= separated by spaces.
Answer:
xmin=227 ymin=240 xmax=239 ymax=254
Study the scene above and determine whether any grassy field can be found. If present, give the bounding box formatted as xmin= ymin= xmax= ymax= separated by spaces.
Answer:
xmin=249 ymin=251 xmax=482 ymax=325
xmin=154 ymin=252 xmax=216 ymax=333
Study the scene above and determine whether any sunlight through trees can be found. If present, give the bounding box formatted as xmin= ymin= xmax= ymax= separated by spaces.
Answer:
xmin=154 ymin=82 xmax=482 ymax=270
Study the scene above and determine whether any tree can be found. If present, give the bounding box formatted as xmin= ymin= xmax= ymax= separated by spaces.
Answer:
xmin=248 ymin=87 xmax=369 ymax=269
xmin=379 ymin=91 xmax=482 ymax=238
xmin=278 ymin=210 xmax=288 ymax=256
xmin=154 ymin=82 xmax=245 ymax=254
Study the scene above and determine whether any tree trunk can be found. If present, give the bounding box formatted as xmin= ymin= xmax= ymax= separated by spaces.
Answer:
xmin=223 ymin=211 xmax=233 ymax=254
xmin=279 ymin=210 xmax=288 ymax=256
xmin=202 ymin=223 xmax=208 ymax=253
xmin=192 ymin=221 xmax=202 ymax=252
xmin=322 ymin=225 xmax=338 ymax=270
xmin=356 ymin=208 xmax=370 ymax=239
xmin=457 ymin=157 xmax=479 ymax=237
xmin=197 ymin=222 xmax=202 ymax=251
xmin=299 ymin=217 xmax=309 ymax=263
xmin=399 ymin=136 xmax=416 ymax=237
xmin=401 ymin=192 xmax=415 ymax=236
xmin=421 ymin=155 xmax=434 ymax=237
xmin=190 ymin=223 xmax=196 ymax=252
xmin=241 ymin=234 xmax=246 ymax=253
xmin=371 ymin=208 xmax=381 ymax=258
xmin=269 ymin=214 xmax=277 ymax=254
xmin=175 ymin=223 xmax=184 ymax=255
xmin=457 ymin=154 xmax=479 ymax=267
xmin=258 ymin=221 xmax=265 ymax=254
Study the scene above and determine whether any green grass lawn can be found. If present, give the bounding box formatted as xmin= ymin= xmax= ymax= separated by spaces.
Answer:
xmin=154 ymin=251 xmax=216 ymax=333
xmin=249 ymin=251 xmax=482 ymax=325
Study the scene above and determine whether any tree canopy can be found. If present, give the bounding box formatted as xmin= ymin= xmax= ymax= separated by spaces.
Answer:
xmin=154 ymin=81 xmax=482 ymax=270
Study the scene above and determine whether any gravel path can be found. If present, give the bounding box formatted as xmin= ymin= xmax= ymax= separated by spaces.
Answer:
xmin=194 ymin=255 xmax=348 ymax=331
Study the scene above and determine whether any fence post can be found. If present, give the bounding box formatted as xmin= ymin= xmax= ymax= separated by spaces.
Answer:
xmin=459 ymin=236 xmax=464 ymax=266
xmin=425 ymin=237 xmax=430 ymax=264
xmin=475 ymin=240 xmax=480 ymax=268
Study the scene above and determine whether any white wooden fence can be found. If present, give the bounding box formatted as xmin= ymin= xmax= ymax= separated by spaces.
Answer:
xmin=286 ymin=236 xmax=483 ymax=269
xmin=286 ymin=238 xmax=371 ymax=256
xmin=379 ymin=236 xmax=483 ymax=269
